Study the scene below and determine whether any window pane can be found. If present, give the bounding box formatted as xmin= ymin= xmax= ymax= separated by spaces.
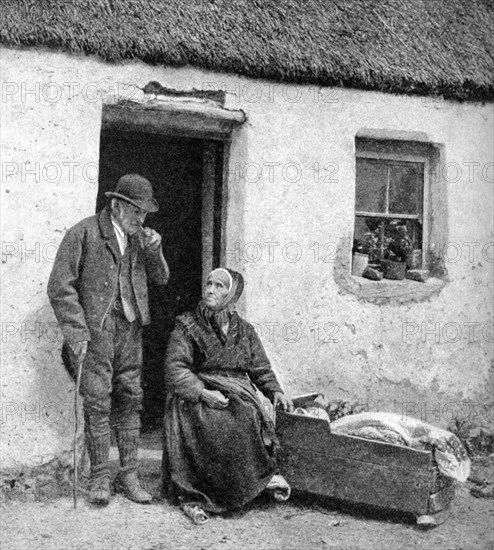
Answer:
xmin=389 ymin=162 xmax=423 ymax=215
xmin=353 ymin=216 xmax=372 ymax=244
xmin=355 ymin=159 xmax=387 ymax=213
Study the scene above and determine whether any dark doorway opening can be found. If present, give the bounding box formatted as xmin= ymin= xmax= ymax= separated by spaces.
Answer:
xmin=96 ymin=130 xmax=225 ymax=430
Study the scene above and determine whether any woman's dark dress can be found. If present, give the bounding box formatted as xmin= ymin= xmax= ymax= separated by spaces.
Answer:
xmin=162 ymin=307 xmax=283 ymax=512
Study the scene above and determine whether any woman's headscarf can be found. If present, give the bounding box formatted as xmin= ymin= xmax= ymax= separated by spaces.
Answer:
xmin=198 ymin=268 xmax=244 ymax=336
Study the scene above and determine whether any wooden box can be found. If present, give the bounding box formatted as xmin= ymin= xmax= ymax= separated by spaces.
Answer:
xmin=276 ymin=404 xmax=455 ymax=526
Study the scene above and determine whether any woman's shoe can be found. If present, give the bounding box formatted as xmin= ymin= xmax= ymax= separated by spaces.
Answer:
xmin=266 ymin=474 xmax=291 ymax=502
xmin=181 ymin=503 xmax=209 ymax=525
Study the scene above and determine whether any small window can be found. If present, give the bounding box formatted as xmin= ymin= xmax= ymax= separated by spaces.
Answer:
xmin=353 ymin=139 xmax=431 ymax=277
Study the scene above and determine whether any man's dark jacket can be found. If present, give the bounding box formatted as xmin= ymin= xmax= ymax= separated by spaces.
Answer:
xmin=47 ymin=206 xmax=169 ymax=344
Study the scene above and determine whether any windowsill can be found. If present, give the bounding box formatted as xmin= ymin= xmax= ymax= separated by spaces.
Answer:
xmin=335 ymin=270 xmax=446 ymax=305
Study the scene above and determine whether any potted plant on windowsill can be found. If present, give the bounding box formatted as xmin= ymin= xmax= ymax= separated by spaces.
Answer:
xmin=363 ymin=225 xmax=390 ymax=270
xmin=381 ymin=221 xmax=414 ymax=280
xmin=352 ymin=222 xmax=391 ymax=278
xmin=352 ymin=241 xmax=369 ymax=277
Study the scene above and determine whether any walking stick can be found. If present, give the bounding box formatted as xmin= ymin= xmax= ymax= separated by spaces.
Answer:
xmin=73 ymin=353 xmax=84 ymax=509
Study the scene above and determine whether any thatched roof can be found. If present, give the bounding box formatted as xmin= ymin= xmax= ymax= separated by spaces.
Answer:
xmin=1 ymin=0 xmax=493 ymax=101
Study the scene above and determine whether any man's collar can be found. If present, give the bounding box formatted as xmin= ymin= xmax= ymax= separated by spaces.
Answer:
xmin=111 ymin=215 xmax=126 ymax=239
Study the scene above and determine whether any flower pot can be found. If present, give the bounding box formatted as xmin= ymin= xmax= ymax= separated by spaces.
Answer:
xmin=407 ymin=249 xmax=422 ymax=270
xmin=382 ymin=260 xmax=407 ymax=280
xmin=351 ymin=253 xmax=369 ymax=277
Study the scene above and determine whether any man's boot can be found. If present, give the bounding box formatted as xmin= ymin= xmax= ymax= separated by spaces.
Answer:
xmin=85 ymin=414 xmax=111 ymax=505
xmin=114 ymin=427 xmax=152 ymax=503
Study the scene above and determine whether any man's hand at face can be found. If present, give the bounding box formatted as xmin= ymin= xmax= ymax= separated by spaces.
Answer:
xmin=140 ymin=227 xmax=162 ymax=252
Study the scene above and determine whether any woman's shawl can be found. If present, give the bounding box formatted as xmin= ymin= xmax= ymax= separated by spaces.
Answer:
xmin=197 ymin=371 xmax=279 ymax=449
xmin=164 ymin=308 xmax=283 ymax=449
xmin=164 ymin=308 xmax=283 ymax=401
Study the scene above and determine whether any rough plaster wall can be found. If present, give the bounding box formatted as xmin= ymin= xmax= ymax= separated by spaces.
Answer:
xmin=225 ymin=86 xmax=494 ymax=427
xmin=0 ymin=48 xmax=222 ymax=471
xmin=1 ymin=50 xmax=104 ymax=473
xmin=0 ymin=47 xmax=492 ymax=472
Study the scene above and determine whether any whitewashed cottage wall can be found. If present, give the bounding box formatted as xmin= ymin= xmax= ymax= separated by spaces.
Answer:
xmin=1 ymin=46 xmax=492 ymax=471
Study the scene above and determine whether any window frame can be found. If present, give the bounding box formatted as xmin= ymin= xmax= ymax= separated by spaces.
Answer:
xmin=355 ymin=150 xmax=431 ymax=269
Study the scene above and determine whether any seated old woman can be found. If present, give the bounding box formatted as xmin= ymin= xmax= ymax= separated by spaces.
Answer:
xmin=161 ymin=268 xmax=293 ymax=524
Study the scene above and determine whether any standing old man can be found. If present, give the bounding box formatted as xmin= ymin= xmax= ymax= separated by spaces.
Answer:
xmin=48 ymin=174 xmax=169 ymax=505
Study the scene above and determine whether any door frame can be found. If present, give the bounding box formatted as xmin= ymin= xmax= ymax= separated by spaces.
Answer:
xmin=101 ymin=91 xmax=245 ymax=282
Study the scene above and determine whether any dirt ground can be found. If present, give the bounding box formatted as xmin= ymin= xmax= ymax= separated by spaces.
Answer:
xmin=2 ymin=434 xmax=493 ymax=550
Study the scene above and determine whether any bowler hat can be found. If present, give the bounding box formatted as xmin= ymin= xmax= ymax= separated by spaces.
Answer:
xmin=105 ymin=174 xmax=159 ymax=212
